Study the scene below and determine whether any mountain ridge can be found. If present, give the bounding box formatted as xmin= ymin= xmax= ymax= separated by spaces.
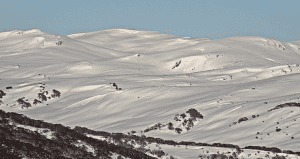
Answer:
xmin=1 ymin=28 xmax=300 ymax=158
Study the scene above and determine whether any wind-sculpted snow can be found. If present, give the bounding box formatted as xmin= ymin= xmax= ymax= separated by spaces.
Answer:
xmin=1 ymin=28 xmax=300 ymax=158
xmin=0 ymin=83 xmax=61 ymax=109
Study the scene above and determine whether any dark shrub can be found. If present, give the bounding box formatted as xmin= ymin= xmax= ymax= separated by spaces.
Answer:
xmin=6 ymin=86 xmax=12 ymax=89
xmin=131 ymin=130 xmax=136 ymax=134
xmin=167 ymin=122 xmax=174 ymax=130
xmin=186 ymin=108 xmax=203 ymax=119
xmin=176 ymin=60 xmax=181 ymax=67
xmin=42 ymin=129 xmax=49 ymax=133
xmin=182 ymin=119 xmax=188 ymax=126
xmin=270 ymin=147 xmax=282 ymax=153
xmin=172 ymin=60 xmax=181 ymax=69
xmin=38 ymin=93 xmax=47 ymax=102
xmin=238 ymin=117 xmax=248 ymax=123
xmin=33 ymin=99 xmax=42 ymax=105
xmin=232 ymin=152 xmax=237 ymax=158
xmin=17 ymin=98 xmax=31 ymax=109
xmin=252 ymin=115 xmax=256 ymax=118
xmin=283 ymin=150 xmax=294 ymax=154
xmin=180 ymin=113 xmax=186 ymax=119
xmin=117 ymin=155 xmax=124 ymax=159
xmin=174 ymin=114 xmax=181 ymax=121
xmin=276 ymin=128 xmax=281 ymax=132
xmin=272 ymin=155 xmax=287 ymax=159
xmin=210 ymin=154 xmax=228 ymax=159
xmin=270 ymin=102 xmax=300 ymax=112
xmin=56 ymin=41 xmax=63 ymax=46
xmin=151 ymin=149 xmax=165 ymax=157
xmin=186 ymin=118 xmax=194 ymax=128
xmin=52 ymin=89 xmax=61 ymax=98
xmin=175 ymin=128 xmax=182 ymax=134
xmin=0 ymin=90 xmax=6 ymax=98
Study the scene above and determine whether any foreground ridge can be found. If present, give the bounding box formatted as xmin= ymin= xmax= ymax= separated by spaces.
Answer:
xmin=1 ymin=109 xmax=299 ymax=159
xmin=0 ymin=109 xmax=157 ymax=159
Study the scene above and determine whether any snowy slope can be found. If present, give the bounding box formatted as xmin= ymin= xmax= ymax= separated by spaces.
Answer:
xmin=1 ymin=28 xmax=300 ymax=156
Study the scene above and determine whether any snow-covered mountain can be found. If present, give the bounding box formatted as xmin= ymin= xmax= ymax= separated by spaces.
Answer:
xmin=1 ymin=28 xmax=300 ymax=158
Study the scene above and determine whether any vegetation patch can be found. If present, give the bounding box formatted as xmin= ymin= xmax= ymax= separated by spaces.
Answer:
xmin=16 ymin=97 xmax=31 ymax=109
xmin=172 ymin=60 xmax=181 ymax=69
xmin=268 ymin=102 xmax=300 ymax=112
xmin=51 ymin=89 xmax=61 ymax=98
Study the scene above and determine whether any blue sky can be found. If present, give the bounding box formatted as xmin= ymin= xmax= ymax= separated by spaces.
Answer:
xmin=0 ymin=0 xmax=299 ymax=41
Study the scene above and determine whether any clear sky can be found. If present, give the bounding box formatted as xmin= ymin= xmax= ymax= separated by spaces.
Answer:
xmin=1 ymin=0 xmax=299 ymax=41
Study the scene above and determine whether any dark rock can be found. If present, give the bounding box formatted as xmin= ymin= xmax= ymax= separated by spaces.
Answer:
xmin=0 ymin=90 xmax=6 ymax=98
xmin=6 ymin=86 xmax=12 ymax=89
